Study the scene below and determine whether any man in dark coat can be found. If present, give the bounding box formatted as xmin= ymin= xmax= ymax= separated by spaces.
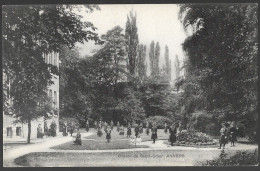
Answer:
xmin=151 ymin=123 xmax=157 ymax=143
xmin=50 ymin=120 xmax=57 ymax=137
xmin=228 ymin=122 xmax=238 ymax=147
xmin=135 ymin=124 xmax=140 ymax=138
xmin=169 ymin=123 xmax=177 ymax=146
xmin=127 ymin=123 xmax=132 ymax=138
xmin=62 ymin=122 xmax=68 ymax=136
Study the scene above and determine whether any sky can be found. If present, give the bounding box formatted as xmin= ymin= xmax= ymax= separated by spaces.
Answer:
xmin=76 ymin=4 xmax=187 ymax=80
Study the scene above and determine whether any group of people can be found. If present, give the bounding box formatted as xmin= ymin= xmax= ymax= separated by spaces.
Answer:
xmin=37 ymin=120 xmax=57 ymax=138
xmin=219 ymin=122 xmax=238 ymax=149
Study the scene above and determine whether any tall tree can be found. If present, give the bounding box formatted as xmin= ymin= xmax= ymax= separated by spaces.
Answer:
xmin=125 ymin=10 xmax=139 ymax=86
xmin=163 ymin=45 xmax=171 ymax=82
xmin=178 ymin=4 xmax=257 ymax=137
xmin=154 ymin=42 xmax=160 ymax=78
xmin=174 ymin=55 xmax=180 ymax=79
xmin=2 ymin=5 xmax=101 ymax=143
xmin=137 ymin=44 xmax=147 ymax=83
xmin=149 ymin=41 xmax=155 ymax=77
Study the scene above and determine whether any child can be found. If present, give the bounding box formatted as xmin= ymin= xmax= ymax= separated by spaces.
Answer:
xmin=106 ymin=126 xmax=112 ymax=143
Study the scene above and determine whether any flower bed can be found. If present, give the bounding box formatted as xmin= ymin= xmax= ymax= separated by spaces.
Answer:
xmin=176 ymin=130 xmax=215 ymax=145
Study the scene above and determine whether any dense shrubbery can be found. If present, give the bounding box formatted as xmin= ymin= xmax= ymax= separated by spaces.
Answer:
xmin=200 ymin=150 xmax=258 ymax=166
xmin=177 ymin=130 xmax=214 ymax=144
xmin=145 ymin=116 xmax=172 ymax=129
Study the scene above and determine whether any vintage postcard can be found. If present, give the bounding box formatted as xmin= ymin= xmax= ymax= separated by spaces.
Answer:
xmin=2 ymin=3 xmax=258 ymax=167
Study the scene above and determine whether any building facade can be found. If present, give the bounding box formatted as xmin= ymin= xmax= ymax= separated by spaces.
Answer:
xmin=3 ymin=52 xmax=60 ymax=140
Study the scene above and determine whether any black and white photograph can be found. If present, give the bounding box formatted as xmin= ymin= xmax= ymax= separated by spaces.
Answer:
xmin=2 ymin=3 xmax=258 ymax=167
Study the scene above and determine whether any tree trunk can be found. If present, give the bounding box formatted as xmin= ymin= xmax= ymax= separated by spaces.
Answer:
xmin=27 ymin=119 xmax=31 ymax=144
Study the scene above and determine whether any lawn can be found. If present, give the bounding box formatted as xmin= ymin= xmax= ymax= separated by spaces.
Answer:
xmin=51 ymin=139 xmax=148 ymax=150
xmin=14 ymin=148 xmax=257 ymax=167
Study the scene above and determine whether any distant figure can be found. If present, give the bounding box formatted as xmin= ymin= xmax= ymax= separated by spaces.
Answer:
xmin=127 ymin=123 xmax=132 ymax=138
xmin=97 ymin=121 xmax=103 ymax=137
xmin=74 ymin=130 xmax=82 ymax=145
xmin=106 ymin=126 xmax=112 ymax=142
xmin=219 ymin=123 xmax=228 ymax=149
xmin=85 ymin=120 xmax=89 ymax=132
xmin=62 ymin=122 xmax=68 ymax=136
xmin=119 ymin=125 xmax=125 ymax=135
xmin=135 ymin=124 xmax=140 ymax=138
xmin=117 ymin=121 xmax=120 ymax=132
xmin=110 ymin=120 xmax=114 ymax=130
xmin=37 ymin=124 xmax=44 ymax=138
xmin=50 ymin=120 xmax=57 ymax=137
xmin=151 ymin=123 xmax=158 ymax=143
xmin=164 ymin=123 xmax=168 ymax=134
xmin=94 ymin=121 xmax=97 ymax=130
xmin=169 ymin=123 xmax=177 ymax=146
xmin=146 ymin=122 xmax=150 ymax=135
xmin=140 ymin=123 xmax=143 ymax=134
xmin=104 ymin=122 xmax=108 ymax=133
xmin=229 ymin=123 xmax=237 ymax=147
xmin=69 ymin=123 xmax=74 ymax=137
xmin=44 ymin=120 xmax=48 ymax=133
xmin=176 ymin=122 xmax=182 ymax=135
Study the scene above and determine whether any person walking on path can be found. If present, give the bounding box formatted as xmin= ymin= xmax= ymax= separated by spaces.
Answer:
xmin=104 ymin=122 xmax=108 ymax=133
xmin=146 ymin=122 xmax=150 ymax=136
xmin=219 ymin=123 xmax=228 ymax=149
xmin=110 ymin=120 xmax=114 ymax=130
xmin=164 ymin=123 xmax=168 ymax=134
xmin=228 ymin=122 xmax=238 ymax=147
xmin=151 ymin=123 xmax=157 ymax=143
xmin=135 ymin=124 xmax=140 ymax=138
xmin=73 ymin=129 xmax=82 ymax=145
xmin=62 ymin=122 xmax=68 ymax=136
xmin=69 ymin=123 xmax=75 ymax=137
xmin=169 ymin=123 xmax=177 ymax=146
xmin=117 ymin=121 xmax=120 ymax=132
xmin=97 ymin=121 xmax=103 ymax=137
xmin=140 ymin=123 xmax=143 ymax=134
xmin=106 ymin=126 xmax=112 ymax=143
xmin=127 ymin=123 xmax=132 ymax=138
xmin=85 ymin=120 xmax=89 ymax=132
xmin=37 ymin=124 xmax=44 ymax=138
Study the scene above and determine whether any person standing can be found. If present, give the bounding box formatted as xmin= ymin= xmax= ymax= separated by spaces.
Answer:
xmin=110 ymin=120 xmax=114 ymax=130
xmin=146 ymin=122 xmax=150 ymax=135
xmin=169 ymin=123 xmax=177 ymax=146
xmin=106 ymin=126 xmax=112 ymax=143
xmin=104 ymin=122 xmax=108 ymax=133
xmin=164 ymin=122 xmax=168 ymax=134
xmin=127 ymin=123 xmax=132 ymax=138
xmin=140 ymin=123 xmax=143 ymax=134
xmin=135 ymin=124 xmax=140 ymax=138
xmin=85 ymin=120 xmax=89 ymax=132
xmin=97 ymin=120 xmax=103 ymax=137
xmin=50 ymin=120 xmax=57 ymax=137
xmin=151 ymin=123 xmax=158 ymax=143
xmin=69 ymin=123 xmax=74 ymax=137
xmin=117 ymin=121 xmax=120 ymax=132
xmin=219 ymin=123 xmax=228 ymax=149
xmin=229 ymin=122 xmax=238 ymax=147
xmin=63 ymin=122 xmax=68 ymax=136
xmin=37 ymin=124 xmax=44 ymax=138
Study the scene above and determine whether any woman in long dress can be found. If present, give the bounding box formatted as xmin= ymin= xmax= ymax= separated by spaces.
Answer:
xmin=106 ymin=126 xmax=112 ymax=142
xmin=169 ymin=123 xmax=177 ymax=146
xmin=219 ymin=124 xmax=228 ymax=149
xmin=164 ymin=123 xmax=168 ymax=134
xmin=151 ymin=123 xmax=157 ymax=143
